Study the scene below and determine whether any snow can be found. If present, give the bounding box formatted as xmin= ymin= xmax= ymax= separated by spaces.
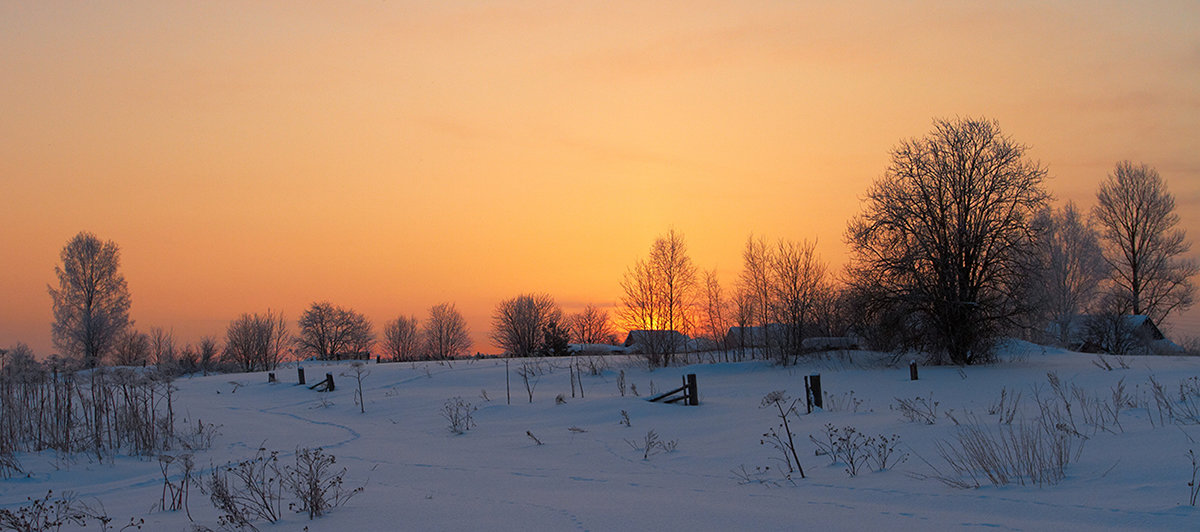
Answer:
xmin=4 ymin=344 xmax=1200 ymax=531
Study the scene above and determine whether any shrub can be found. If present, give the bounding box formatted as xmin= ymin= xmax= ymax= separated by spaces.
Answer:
xmin=441 ymin=397 xmax=476 ymax=435
xmin=0 ymin=490 xmax=114 ymax=532
xmin=894 ymin=394 xmax=938 ymax=424
xmin=205 ymin=448 xmax=284 ymax=529
xmin=625 ymin=429 xmax=677 ymax=460
xmin=759 ymin=391 xmax=805 ymax=478
xmin=284 ymin=447 xmax=361 ymax=520
xmin=918 ymin=415 xmax=1081 ymax=488
xmin=808 ymin=424 xmax=905 ymax=477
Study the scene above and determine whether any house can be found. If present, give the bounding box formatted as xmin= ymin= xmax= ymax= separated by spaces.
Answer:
xmin=1050 ymin=314 xmax=1182 ymax=355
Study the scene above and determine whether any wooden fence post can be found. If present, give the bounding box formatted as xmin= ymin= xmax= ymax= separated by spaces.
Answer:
xmin=909 ymin=361 xmax=919 ymax=381
xmin=325 ymin=373 xmax=335 ymax=392
xmin=268 ymin=372 xmax=276 ymax=383
xmin=685 ymin=374 xmax=698 ymax=406
xmin=298 ymin=367 xmax=306 ymax=385
xmin=805 ymin=374 xmax=823 ymax=413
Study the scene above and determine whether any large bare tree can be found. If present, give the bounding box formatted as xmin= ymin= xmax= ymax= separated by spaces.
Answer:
xmin=846 ymin=117 xmax=1049 ymax=365
xmin=422 ymin=303 xmax=471 ymax=359
xmin=382 ymin=315 xmax=422 ymax=361
xmin=490 ymin=293 xmax=562 ymax=357
xmin=223 ymin=310 xmax=291 ymax=372
xmin=1092 ymin=161 xmax=1197 ymax=325
xmin=296 ymin=302 xmax=376 ymax=360
xmin=48 ymin=232 xmax=132 ymax=368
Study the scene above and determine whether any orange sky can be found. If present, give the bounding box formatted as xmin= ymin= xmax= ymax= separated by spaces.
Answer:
xmin=3 ymin=1 xmax=1199 ymax=356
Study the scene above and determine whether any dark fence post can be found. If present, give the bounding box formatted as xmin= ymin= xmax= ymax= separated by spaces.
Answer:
xmin=909 ymin=361 xmax=919 ymax=381
xmin=325 ymin=373 xmax=335 ymax=392
xmin=685 ymin=374 xmax=698 ymax=406
xmin=268 ymin=372 xmax=276 ymax=383
xmin=298 ymin=367 xmax=306 ymax=385
xmin=805 ymin=373 xmax=823 ymax=413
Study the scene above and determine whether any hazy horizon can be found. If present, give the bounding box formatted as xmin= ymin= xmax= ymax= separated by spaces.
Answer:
xmin=3 ymin=1 xmax=1199 ymax=356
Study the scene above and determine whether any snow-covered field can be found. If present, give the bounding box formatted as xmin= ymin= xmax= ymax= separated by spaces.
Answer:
xmin=4 ymin=344 xmax=1200 ymax=531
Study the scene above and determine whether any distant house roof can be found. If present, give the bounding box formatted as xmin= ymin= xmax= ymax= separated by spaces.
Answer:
xmin=1049 ymin=314 xmax=1166 ymax=345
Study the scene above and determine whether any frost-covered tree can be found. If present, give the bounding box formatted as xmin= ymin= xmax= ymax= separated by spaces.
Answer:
xmin=1027 ymin=203 xmax=1108 ymax=343
xmin=223 ymin=310 xmax=290 ymax=372
xmin=382 ymin=315 xmax=422 ymax=361
xmin=491 ymin=293 xmax=562 ymax=357
xmin=48 ymin=232 xmax=131 ymax=368
xmin=422 ymin=303 xmax=471 ymax=359
xmin=1093 ymin=161 xmax=1197 ymax=325
xmin=111 ymin=329 xmax=151 ymax=367
xmin=566 ymin=304 xmax=615 ymax=345
xmin=296 ymin=302 xmax=376 ymax=360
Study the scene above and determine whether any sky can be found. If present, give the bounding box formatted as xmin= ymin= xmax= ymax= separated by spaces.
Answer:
xmin=2 ymin=1 xmax=1199 ymax=356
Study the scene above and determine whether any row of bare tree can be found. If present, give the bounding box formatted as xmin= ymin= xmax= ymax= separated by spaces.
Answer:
xmin=618 ymin=229 xmax=841 ymax=367
xmin=617 ymin=118 xmax=1196 ymax=365
xmin=488 ymin=295 xmax=617 ymax=358
xmin=27 ymin=117 xmax=1197 ymax=370
xmin=38 ymin=232 xmax=475 ymax=372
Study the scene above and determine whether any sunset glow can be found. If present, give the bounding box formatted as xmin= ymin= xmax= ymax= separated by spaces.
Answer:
xmin=3 ymin=1 xmax=1199 ymax=355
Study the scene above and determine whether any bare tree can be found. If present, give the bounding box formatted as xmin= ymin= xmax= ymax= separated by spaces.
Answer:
xmin=150 ymin=327 xmax=177 ymax=369
xmin=223 ymin=310 xmax=291 ymax=372
xmin=48 ymin=231 xmax=132 ymax=368
xmin=770 ymin=239 xmax=829 ymax=365
xmin=619 ymin=229 xmax=698 ymax=366
xmin=740 ymin=235 xmax=775 ymax=332
xmin=846 ymin=117 xmax=1049 ymax=365
xmin=730 ymin=284 xmax=756 ymax=360
xmin=197 ymin=336 xmax=220 ymax=375
xmin=700 ymin=270 xmax=731 ymax=353
xmin=422 ymin=303 xmax=471 ymax=359
xmin=296 ymin=302 xmax=376 ymax=360
xmin=111 ymin=329 xmax=151 ymax=367
xmin=566 ymin=304 xmax=615 ymax=345
xmin=382 ymin=315 xmax=422 ymax=362
xmin=490 ymin=294 xmax=562 ymax=357
xmin=1027 ymin=203 xmax=1108 ymax=343
xmin=1093 ymin=161 xmax=1197 ymax=325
